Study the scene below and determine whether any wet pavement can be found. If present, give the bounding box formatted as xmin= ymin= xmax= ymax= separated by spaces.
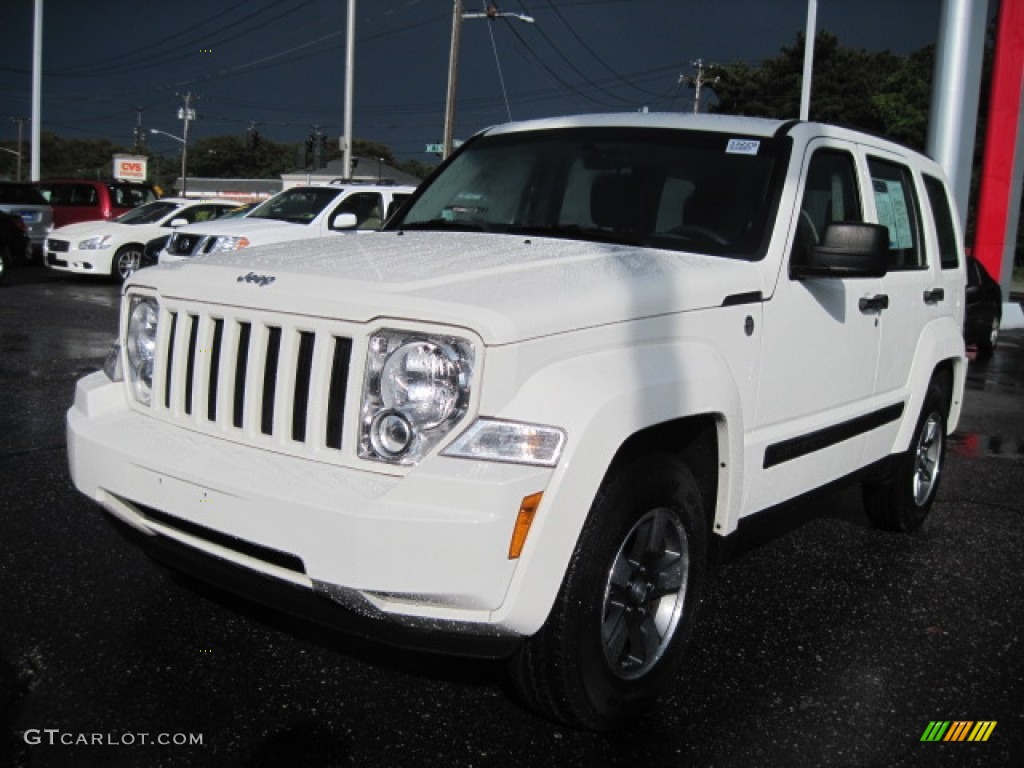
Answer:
xmin=1 ymin=265 xmax=1022 ymax=767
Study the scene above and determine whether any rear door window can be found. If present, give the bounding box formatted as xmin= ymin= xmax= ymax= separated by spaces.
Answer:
xmin=867 ymin=157 xmax=925 ymax=270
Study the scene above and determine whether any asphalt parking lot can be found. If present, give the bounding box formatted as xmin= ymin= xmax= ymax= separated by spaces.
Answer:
xmin=1 ymin=265 xmax=1022 ymax=768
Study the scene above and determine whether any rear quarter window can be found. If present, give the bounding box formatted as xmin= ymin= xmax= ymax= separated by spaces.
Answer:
xmin=922 ymin=174 xmax=960 ymax=269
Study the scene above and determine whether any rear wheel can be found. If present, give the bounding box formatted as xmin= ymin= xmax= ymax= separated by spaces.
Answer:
xmin=976 ymin=315 xmax=1000 ymax=359
xmin=112 ymin=245 xmax=143 ymax=282
xmin=509 ymin=453 xmax=707 ymax=730
xmin=863 ymin=381 xmax=948 ymax=532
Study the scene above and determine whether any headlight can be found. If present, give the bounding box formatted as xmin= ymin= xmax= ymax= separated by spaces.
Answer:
xmin=208 ymin=235 xmax=250 ymax=252
xmin=78 ymin=235 xmax=112 ymax=250
xmin=125 ymin=296 xmax=159 ymax=405
xmin=359 ymin=330 xmax=474 ymax=464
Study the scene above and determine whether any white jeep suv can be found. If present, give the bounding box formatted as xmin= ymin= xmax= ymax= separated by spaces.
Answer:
xmin=159 ymin=182 xmax=415 ymax=263
xmin=68 ymin=114 xmax=967 ymax=730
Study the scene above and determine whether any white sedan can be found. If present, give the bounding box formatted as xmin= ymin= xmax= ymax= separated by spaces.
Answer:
xmin=44 ymin=197 xmax=242 ymax=281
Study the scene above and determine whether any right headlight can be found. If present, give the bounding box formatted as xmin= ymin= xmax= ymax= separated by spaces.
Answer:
xmin=125 ymin=295 xmax=159 ymax=405
xmin=359 ymin=330 xmax=474 ymax=465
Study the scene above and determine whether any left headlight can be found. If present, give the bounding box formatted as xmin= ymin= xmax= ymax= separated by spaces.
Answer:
xmin=125 ymin=296 xmax=159 ymax=405
xmin=78 ymin=235 xmax=112 ymax=250
xmin=208 ymin=235 xmax=250 ymax=253
xmin=359 ymin=330 xmax=474 ymax=464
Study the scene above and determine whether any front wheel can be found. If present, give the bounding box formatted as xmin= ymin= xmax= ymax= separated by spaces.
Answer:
xmin=509 ymin=453 xmax=707 ymax=730
xmin=112 ymin=245 xmax=143 ymax=282
xmin=863 ymin=382 xmax=948 ymax=532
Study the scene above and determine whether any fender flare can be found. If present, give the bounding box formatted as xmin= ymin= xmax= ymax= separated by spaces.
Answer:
xmin=892 ymin=316 xmax=967 ymax=452
xmin=488 ymin=338 xmax=744 ymax=635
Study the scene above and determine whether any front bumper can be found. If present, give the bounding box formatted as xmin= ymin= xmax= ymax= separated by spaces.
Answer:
xmin=46 ymin=245 xmax=111 ymax=274
xmin=68 ymin=372 xmax=555 ymax=650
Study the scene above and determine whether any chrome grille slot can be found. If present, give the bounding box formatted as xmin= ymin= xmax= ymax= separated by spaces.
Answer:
xmin=325 ymin=338 xmax=352 ymax=449
xmin=184 ymin=315 xmax=199 ymax=416
xmin=151 ymin=304 xmax=354 ymax=461
xmin=232 ymin=322 xmax=251 ymax=429
xmin=208 ymin=319 xmax=224 ymax=422
xmin=292 ymin=332 xmax=316 ymax=442
xmin=261 ymin=327 xmax=282 ymax=436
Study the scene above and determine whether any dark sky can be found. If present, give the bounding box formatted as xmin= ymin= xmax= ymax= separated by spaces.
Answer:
xmin=0 ymin=0 xmax=965 ymax=166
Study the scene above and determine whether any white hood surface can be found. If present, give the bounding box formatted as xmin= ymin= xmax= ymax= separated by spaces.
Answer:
xmin=136 ymin=231 xmax=763 ymax=345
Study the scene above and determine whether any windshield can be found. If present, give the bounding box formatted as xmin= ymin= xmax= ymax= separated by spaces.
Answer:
xmin=116 ymin=200 xmax=183 ymax=225
xmin=246 ymin=188 xmax=340 ymax=224
xmin=390 ymin=127 xmax=788 ymax=259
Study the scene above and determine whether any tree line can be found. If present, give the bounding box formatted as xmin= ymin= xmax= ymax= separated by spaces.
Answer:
xmin=0 ymin=131 xmax=436 ymax=189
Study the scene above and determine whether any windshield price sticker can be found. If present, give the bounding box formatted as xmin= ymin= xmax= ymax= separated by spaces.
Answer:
xmin=726 ymin=138 xmax=760 ymax=155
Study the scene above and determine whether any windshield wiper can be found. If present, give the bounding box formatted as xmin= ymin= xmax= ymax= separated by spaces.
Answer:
xmin=399 ymin=218 xmax=493 ymax=233
xmin=512 ymin=224 xmax=645 ymax=247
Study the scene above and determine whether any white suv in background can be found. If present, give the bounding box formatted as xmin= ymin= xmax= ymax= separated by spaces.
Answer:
xmin=159 ymin=182 xmax=416 ymax=263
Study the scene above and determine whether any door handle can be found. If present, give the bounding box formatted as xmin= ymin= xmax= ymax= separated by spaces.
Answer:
xmin=859 ymin=294 xmax=889 ymax=313
xmin=923 ymin=288 xmax=945 ymax=304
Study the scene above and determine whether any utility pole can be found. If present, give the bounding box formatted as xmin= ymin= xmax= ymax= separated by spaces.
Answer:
xmin=177 ymin=92 xmax=195 ymax=196
xmin=10 ymin=116 xmax=28 ymax=181
xmin=133 ymin=106 xmax=145 ymax=153
xmin=443 ymin=0 xmax=463 ymax=160
xmin=342 ymin=0 xmax=356 ymax=180
xmin=31 ymin=0 xmax=42 ymax=181
xmin=680 ymin=59 xmax=718 ymax=114
xmin=443 ymin=1 xmax=534 ymax=159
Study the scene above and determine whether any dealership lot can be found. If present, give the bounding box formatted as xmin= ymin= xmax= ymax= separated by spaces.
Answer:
xmin=1 ymin=265 xmax=1021 ymax=767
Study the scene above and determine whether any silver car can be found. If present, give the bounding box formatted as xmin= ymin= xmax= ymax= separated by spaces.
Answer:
xmin=0 ymin=182 xmax=53 ymax=254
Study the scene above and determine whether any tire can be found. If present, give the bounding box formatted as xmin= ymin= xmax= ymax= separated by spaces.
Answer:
xmin=0 ymin=244 xmax=8 ymax=284
xmin=976 ymin=315 xmax=1000 ymax=359
xmin=112 ymin=245 xmax=143 ymax=282
xmin=863 ymin=381 xmax=948 ymax=532
xmin=509 ymin=453 xmax=708 ymax=730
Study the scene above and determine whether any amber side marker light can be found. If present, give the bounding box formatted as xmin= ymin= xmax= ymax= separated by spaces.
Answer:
xmin=509 ymin=492 xmax=543 ymax=559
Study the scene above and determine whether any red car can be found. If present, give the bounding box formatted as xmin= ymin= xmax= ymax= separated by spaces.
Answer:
xmin=34 ymin=179 xmax=157 ymax=228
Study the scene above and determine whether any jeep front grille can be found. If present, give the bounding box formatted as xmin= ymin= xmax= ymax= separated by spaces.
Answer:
xmin=151 ymin=304 xmax=354 ymax=457
xmin=166 ymin=233 xmax=204 ymax=257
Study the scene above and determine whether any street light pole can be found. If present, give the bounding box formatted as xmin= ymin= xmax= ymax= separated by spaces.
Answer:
xmin=442 ymin=2 xmax=534 ymax=159
xmin=177 ymin=92 xmax=195 ymax=197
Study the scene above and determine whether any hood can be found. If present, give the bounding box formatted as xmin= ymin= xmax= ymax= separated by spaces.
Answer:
xmin=132 ymin=232 xmax=763 ymax=346
xmin=50 ymin=220 xmax=130 ymax=238
xmin=172 ymin=217 xmax=315 ymax=242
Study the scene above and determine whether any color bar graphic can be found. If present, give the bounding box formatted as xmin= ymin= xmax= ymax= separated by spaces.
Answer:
xmin=920 ymin=721 xmax=997 ymax=742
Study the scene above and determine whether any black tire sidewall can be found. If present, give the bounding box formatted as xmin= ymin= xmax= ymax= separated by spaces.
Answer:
xmin=557 ymin=453 xmax=708 ymax=725
xmin=114 ymin=246 xmax=142 ymax=281
xmin=866 ymin=385 xmax=948 ymax=532
xmin=903 ymin=390 xmax=947 ymax=520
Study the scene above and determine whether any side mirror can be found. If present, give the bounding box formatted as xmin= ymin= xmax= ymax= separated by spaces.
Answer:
xmin=330 ymin=212 xmax=358 ymax=231
xmin=168 ymin=218 xmax=189 ymax=228
xmin=791 ymin=223 xmax=889 ymax=279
